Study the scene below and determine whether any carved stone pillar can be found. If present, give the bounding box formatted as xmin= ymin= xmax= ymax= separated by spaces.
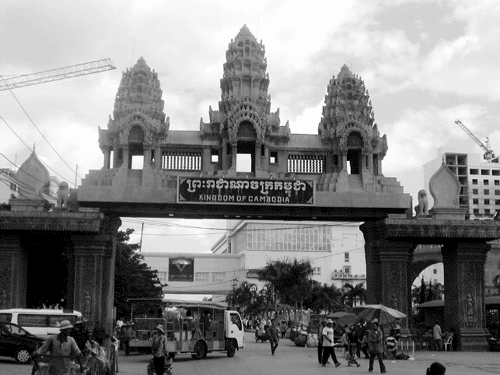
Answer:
xmin=222 ymin=140 xmax=228 ymax=171
xmin=71 ymin=234 xmax=106 ymax=324
xmin=368 ymin=152 xmax=374 ymax=174
xmin=231 ymin=145 xmax=237 ymax=170
xmin=441 ymin=242 xmax=490 ymax=351
xmin=99 ymin=214 xmax=121 ymax=338
xmin=341 ymin=152 xmax=348 ymax=171
xmin=361 ymin=221 xmax=415 ymax=331
xmin=103 ymin=148 xmax=110 ymax=169
xmin=378 ymin=242 xmax=415 ymax=330
xmin=143 ymin=147 xmax=151 ymax=169
xmin=254 ymin=142 xmax=261 ymax=171
xmin=264 ymin=145 xmax=269 ymax=171
xmin=155 ymin=146 xmax=162 ymax=169
xmin=122 ymin=146 xmax=129 ymax=169
xmin=0 ymin=233 xmax=27 ymax=309
xmin=202 ymin=147 xmax=211 ymax=172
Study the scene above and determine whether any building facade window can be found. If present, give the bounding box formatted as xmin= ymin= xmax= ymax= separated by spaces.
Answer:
xmin=433 ymin=269 xmax=437 ymax=274
xmin=484 ymin=180 xmax=489 ymax=185
xmin=473 ymin=199 xmax=479 ymax=204
xmin=212 ymin=272 xmax=225 ymax=282
xmin=195 ymin=272 xmax=209 ymax=282
xmin=485 ymin=189 xmax=490 ymax=195
xmin=495 ymin=190 xmax=500 ymax=195
xmin=485 ymin=199 xmax=490 ymax=205
xmin=344 ymin=252 xmax=350 ymax=262
xmin=344 ymin=266 xmax=351 ymax=275
xmin=473 ymin=189 xmax=478 ymax=194
xmin=246 ymin=223 xmax=330 ymax=251
xmin=312 ymin=267 xmax=321 ymax=276
xmin=472 ymin=179 xmax=478 ymax=185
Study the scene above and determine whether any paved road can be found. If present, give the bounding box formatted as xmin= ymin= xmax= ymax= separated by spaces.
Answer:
xmin=1 ymin=332 xmax=499 ymax=375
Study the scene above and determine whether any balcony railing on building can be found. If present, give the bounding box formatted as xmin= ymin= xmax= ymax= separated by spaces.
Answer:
xmin=331 ymin=270 xmax=365 ymax=280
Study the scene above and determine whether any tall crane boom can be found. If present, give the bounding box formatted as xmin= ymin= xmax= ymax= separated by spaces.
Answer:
xmin=0 ymin=58 xmax=116 ymax=91
xmin=455 ymin=120 xmax=495 ymax=161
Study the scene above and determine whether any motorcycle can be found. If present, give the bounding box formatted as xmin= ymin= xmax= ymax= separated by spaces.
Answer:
xmin=255 ymin=329 xmax=270 ymax=343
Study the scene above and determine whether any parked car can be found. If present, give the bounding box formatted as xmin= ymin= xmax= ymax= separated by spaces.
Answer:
xmin=0 ymin=321 xmax=45 ymax=364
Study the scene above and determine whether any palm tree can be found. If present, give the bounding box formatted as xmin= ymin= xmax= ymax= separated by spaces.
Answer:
xmin=348 ymin=282 xmax=367 ymax=306
xmin=305 ymin=282 xmax=342 ymax=313
xmin=226 ymin=281 xmax=258 ymax=315
xmin=257 ymin=258 xmax=314 ymax=321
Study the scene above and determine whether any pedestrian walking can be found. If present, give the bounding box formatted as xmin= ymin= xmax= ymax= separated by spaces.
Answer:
xmin=32 ymin=319 xmax=85 ymax=375
xmin=122 ymin=321 xmax=135 ymax=356
xmin=280 ymin=320 xmax=287 ymax=339
xmin=151 ymin=324 xmax=168 ymax=375
xmin=317 ymin=320 xmax=326 ymax=364
xmin=367 ymin=319 xmax=386 ymax=373
xmin=354 ymin=319 xmax=369 ymax=358
xmin=346 ymin=327 xmax=361 ymax=367
xmin=265 ymin=320 xmax=279 ymax=355
xmin=321 ymin=319 xmax=341 ymax=367
xmin=433 ymin=321 xmax=443 ymax=351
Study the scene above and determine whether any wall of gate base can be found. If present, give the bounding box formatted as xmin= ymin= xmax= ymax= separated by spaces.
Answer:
xmin=0 ymin=211 xmax=121 ymax=342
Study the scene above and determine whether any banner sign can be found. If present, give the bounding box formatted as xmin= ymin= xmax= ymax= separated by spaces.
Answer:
xmin=177 ymin=177 xmax=315 ymax=205
xmin=168 ymin=258 xmax=194 ymax=282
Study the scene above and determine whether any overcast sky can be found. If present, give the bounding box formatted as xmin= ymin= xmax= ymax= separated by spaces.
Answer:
xmin=2 ymin=0 xmax=500 ymax=254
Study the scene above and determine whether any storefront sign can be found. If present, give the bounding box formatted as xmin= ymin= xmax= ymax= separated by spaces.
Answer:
xmin=177 ymin=177 xmax=315 ymax=205
xmin=169 ymin=258 xmax=194 ymax=282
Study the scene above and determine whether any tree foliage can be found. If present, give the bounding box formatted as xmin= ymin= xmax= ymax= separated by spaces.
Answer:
xmin=114 ymin=229 xmax=163 ymax=319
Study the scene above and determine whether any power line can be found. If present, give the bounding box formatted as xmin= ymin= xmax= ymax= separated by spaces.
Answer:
xmin=0 ymin=77 xmax=83 ymax=180
xmin=0 ymin=118 xmax=73 ymax=183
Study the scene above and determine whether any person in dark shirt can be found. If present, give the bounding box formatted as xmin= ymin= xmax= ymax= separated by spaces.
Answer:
xmin=70 ymin=318 xmax=90 ymax=352
xmin=93 ymin=321 xmax=107 ymax=347
xmin=200 ymin=310 xmax=211 ymax=338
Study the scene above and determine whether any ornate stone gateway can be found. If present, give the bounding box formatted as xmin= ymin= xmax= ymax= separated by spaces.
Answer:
xmin=1 ymin=25 xmax=499 ymax=350
xmin=75 ymin=25 xmax=409 ymax=220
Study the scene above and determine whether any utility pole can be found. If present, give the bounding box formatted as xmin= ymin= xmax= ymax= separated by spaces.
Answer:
xmin=139 ymin=222 xmax=144 ymax=252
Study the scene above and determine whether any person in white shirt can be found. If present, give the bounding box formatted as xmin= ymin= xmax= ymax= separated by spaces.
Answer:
xmin=433 ymin=321 xmax=443 ymax=351
xmin=321 ymin=319 xmax=341 ymax=367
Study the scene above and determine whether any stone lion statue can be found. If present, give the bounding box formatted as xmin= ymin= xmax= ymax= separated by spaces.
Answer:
xmin=57 ymin=181 xmax=69 ymax=208
xmin=414 ymin=189 xmax=429 ymax=217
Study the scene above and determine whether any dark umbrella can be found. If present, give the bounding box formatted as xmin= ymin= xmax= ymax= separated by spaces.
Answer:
xmin=353 ymin=304 xmax=406 ymax=325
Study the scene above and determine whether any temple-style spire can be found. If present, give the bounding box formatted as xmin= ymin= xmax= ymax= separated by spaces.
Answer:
xmin=201 ymin=25 xmax=287 ymax=142
xmin=112 ymin=57 xmax=166 ymax=123
xmin=318 ymin=64 xmax=387 ymax=159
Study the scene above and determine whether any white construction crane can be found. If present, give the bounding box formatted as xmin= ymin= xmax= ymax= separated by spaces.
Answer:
xmin=0 ymin=58 xmax=116 ymax=91
xmin=455 ymin=119 xmax=496 ymax=162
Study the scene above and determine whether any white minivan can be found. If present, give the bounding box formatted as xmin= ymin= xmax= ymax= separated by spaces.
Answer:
xmin=0 ymin=309 xmax=82 ymax=338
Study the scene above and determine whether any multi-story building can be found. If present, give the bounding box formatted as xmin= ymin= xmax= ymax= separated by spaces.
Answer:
xmin=424 ymin=147 xmax=500 ymax=220
xmin=211 ymin=220 xmax=366 ymax=294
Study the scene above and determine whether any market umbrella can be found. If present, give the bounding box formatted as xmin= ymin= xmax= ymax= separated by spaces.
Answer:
xmin=327 ymin=311 xmax=352 ymax=320
xmin=353 ymin=304 xmax=406 ymax=325
xmin=334 ymin=313 xmax=358 ymax=328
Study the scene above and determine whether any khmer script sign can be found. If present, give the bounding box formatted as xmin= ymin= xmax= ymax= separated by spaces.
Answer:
xmin=177 ymin=177 xmax=315 ymax=205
